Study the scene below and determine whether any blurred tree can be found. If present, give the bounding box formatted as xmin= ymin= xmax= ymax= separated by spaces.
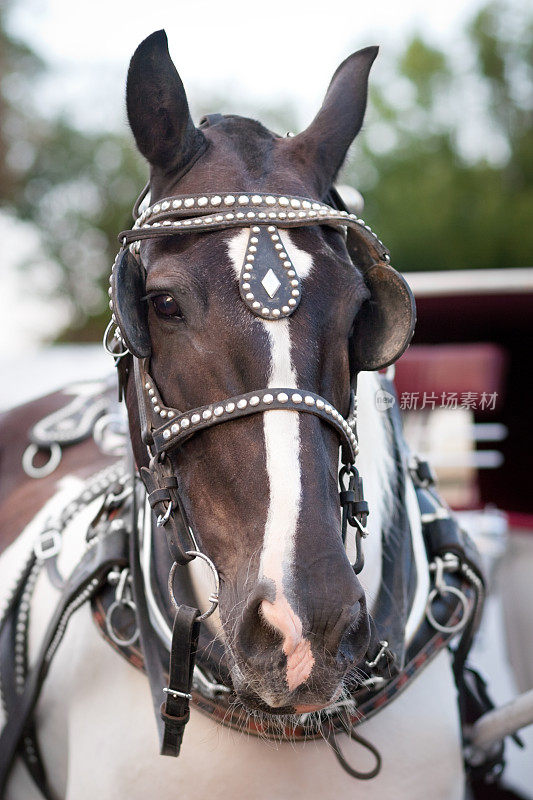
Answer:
xmin=342 ymin=0 xmax=533 ymax=272
xmin=0 ymin=0 xmax=531 ymax=342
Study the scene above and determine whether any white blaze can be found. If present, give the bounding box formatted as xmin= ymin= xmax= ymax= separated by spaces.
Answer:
xmin=227 ymin=229 xmax=313 ymax=591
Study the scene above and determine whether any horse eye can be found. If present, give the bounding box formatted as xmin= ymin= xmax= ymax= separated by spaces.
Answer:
xmin=151 ymin=294 xmax=182 ymax=318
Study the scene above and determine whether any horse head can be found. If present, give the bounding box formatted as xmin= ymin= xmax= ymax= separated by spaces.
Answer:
xmin=117 ymin=30 xmax=414 ymax=714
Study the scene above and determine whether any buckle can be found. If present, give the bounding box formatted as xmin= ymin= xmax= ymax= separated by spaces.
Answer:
xmin=34 ymin=528 xmax=62 ymax=560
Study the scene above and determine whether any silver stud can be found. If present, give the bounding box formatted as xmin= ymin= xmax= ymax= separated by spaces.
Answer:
xmin=250 ymin=237 xmax=258 ymax=244
xmin=283 ymin=261 xmax=292 ymax=268
xmin=262 ymin=307 xmax=270 ymax=316
xmin=191 ymin=413 xmax=201 ymax=424
xmin=163 ymin=430 xmax=171 ymax=440
xmin=279 ymin=251 xmax=287 ymax=259
xmin=150 ymin=396 xmax=157 ymax=403
xmin=145 ymin=382 xmax=151 ymax=389
xmin=265 ymin=196 xmax=276 ymax=205
xmin=243 ymin=272 xmax=251 ymax=280
xmin=215 ymin=215 xmax=223 ymax=222
xmin=153 ymin=204 xmax=161 ymax=213
xmin=154 ymin=406 xmax=160 ymax=412
xmin=267 ymin=225 xmax=276 ymax=232
xmin=271 ymin=234 xmax=279 ymax=241
xmin=249 ymin=246 xmax=257 ymax=253
xmin=275 ymin=243 xmax=283 ymax=250
xmin=279 ymin=197 xmax=289 ymax=206
xmin=211 ymin=196 xmax=222 ymax=206
xmin=252 ymin=226 xmax=261 ymax=233
xmin=202 ymin=409 xmax=212 ymax=420
xmin=292 ymin=289 xmax=300 ymax=297
xmin=292 ymin=393 xmax=303 ymax=404
xmin=298 ymin=211 xmax=306 ymax=218
xmin=184 ymin=198 xmax=195 ymax=207
xmin=198 ymin=196 xmax=208 ymax=206
xmin=245 ymin=292 xmax=254 ymax=300
xmin=290 ymin=279 xmax=299 ymax=287
xmin=272 ymin=308 xmax=281 ymax=317
xmin=251 ymin=195 xmax=262 ymax=204
xmin=181 ymin=418 xmax=190 ymax=428
xmin=224 ymin=195 xmax=235 ymax=205
xmin=236 ymin=212 xmax=245 ymax=219
xmin=304 ymin=396 xmax=315 ymax=406
xmin=258 ymin=212 xmax=267 ymax=219
xmin=282 ymin=305 xmax=290 ymax=313
xmin=288 ymin=212 xmax=296 ymax=219
xmin=225 ymin=402 xmax=235 ymax=412
xmin=252 ymin=301 xmax=261 ymax=309
xmin=287 ymin=269 xmax=296 ymax=277
xmin=247 ymin=212 xmax=256 ymax=219
xmin=302 ymin=200 xmax=311 ymax=209
xmin=277 ymin=392 xmax=288 ymax=403
xmin=160 ymin=410 xmax=167 ymax=418
xmin=325 ymin=404 xmax=332 ymax=414
xmin=316 ymin=399 xmax=325 ymax=410
xmin=168 ymin=411 xmax=174 ymax=418
xmin=279 ymin=211 xmax=287 ymax=219
xmin=237 ymin=398 xmax=247 ymax=409
xmin=161 ymin=201 xmax=170 ymax=210
xmin=290 ymin=199 xmax=301 ymax=208
xmin=263 ymin=393 xmax=274 ymax=404
xmin=268 ymin=212 xmax=277 ymax=219
xmin=238 ymin=195 xmax=249 ymax=205
xmin=242 ymin=283 xmax=251 ymax=290
xmin=226 ymin=213 xmax=235 ymax=220
xmin=250 ymin=395 xmax=260 ymax=406
xmin=214 ymin=406 xmax=224 ymax=416
xmin=246 ymin=255 xmax=254 ymax=262
xmin=288 ymin=298 xmax=297 ymax=307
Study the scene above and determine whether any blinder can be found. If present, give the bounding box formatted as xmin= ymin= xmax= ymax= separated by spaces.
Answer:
xmin=111 ymin=247 xmax=151 ymax=358
xmin=349 ymin=261 xmax=416 ymax=372
xmin=326 ymin=188 xmax=416 ymax=373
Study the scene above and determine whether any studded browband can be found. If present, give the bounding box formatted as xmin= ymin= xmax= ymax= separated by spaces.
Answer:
xmin=116 ymin=191 xmax=389 ymax=322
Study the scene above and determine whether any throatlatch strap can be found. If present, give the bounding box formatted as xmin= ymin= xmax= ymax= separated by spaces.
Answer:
xmin=160 ymin=605 xmax=201 ymax=757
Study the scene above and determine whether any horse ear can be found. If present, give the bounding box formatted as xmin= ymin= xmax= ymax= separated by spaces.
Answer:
xmin=111 ymin=249 xmax=151 ymax=358
xmin=126 ymin=30 xmax=205 ymax=172
xmin=350 ymin=263 xmax=416 ymax=372
xmin=285 ymin=47 xmax=378 ymax=195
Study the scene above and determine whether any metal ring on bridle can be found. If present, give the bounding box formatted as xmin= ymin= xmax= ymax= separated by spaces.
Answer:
xmin=168 ymin=551 xmax=220 ymax=621
xmin=425 ymin=585 xmax=470 ymax=634
xmin=156 ymin=501 xmax=173 ymax=527
xmin=105 ymin=599 xmax=140 ymax=647
xmin=103 ymin=319 xmax=130 ymax=359
xmin=22 ymin=442 xmax=62 ymax=479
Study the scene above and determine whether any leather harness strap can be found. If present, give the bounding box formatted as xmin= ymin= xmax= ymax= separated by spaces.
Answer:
xmin=0 ymin=525 xmax=129 ymax=796
xmin=160 ymin=605 xmax=201 ymax=757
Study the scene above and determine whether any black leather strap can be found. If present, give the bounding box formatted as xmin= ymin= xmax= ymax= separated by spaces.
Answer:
xmin=160 ymin=605 xmax=201 ymax=757
xmin=0 ymin=527 xmax=128 ymax=796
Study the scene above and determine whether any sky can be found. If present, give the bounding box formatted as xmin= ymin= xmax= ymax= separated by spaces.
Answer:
xmin=8 ymin=0 xmax=488 ymax=133
xmin=2 ymin=0 xmax=490 ymax=355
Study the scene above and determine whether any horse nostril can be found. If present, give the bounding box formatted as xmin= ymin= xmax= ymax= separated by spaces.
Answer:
xmin=337 ymin=602 xmax=370 ymax=666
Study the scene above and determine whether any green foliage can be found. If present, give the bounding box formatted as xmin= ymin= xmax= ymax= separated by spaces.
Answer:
xmin=342 ymin=1 xmax=533 ymax=272
xmin=0 ymin=0 xmax=531 ymax=341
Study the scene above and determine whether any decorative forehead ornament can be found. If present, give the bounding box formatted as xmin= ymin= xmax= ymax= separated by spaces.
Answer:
xmin=239 ymin=225 xmax=300 ymax=318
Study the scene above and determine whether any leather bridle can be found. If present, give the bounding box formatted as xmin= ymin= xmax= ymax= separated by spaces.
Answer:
xmin=109 ymin=190 xmax=379 ymax=570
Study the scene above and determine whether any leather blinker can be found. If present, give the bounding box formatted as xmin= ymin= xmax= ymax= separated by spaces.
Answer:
xmin=111 ymin=248 xmax=151 ymax=358
xmin=350 ymin=262 xmax=416 ymax=372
